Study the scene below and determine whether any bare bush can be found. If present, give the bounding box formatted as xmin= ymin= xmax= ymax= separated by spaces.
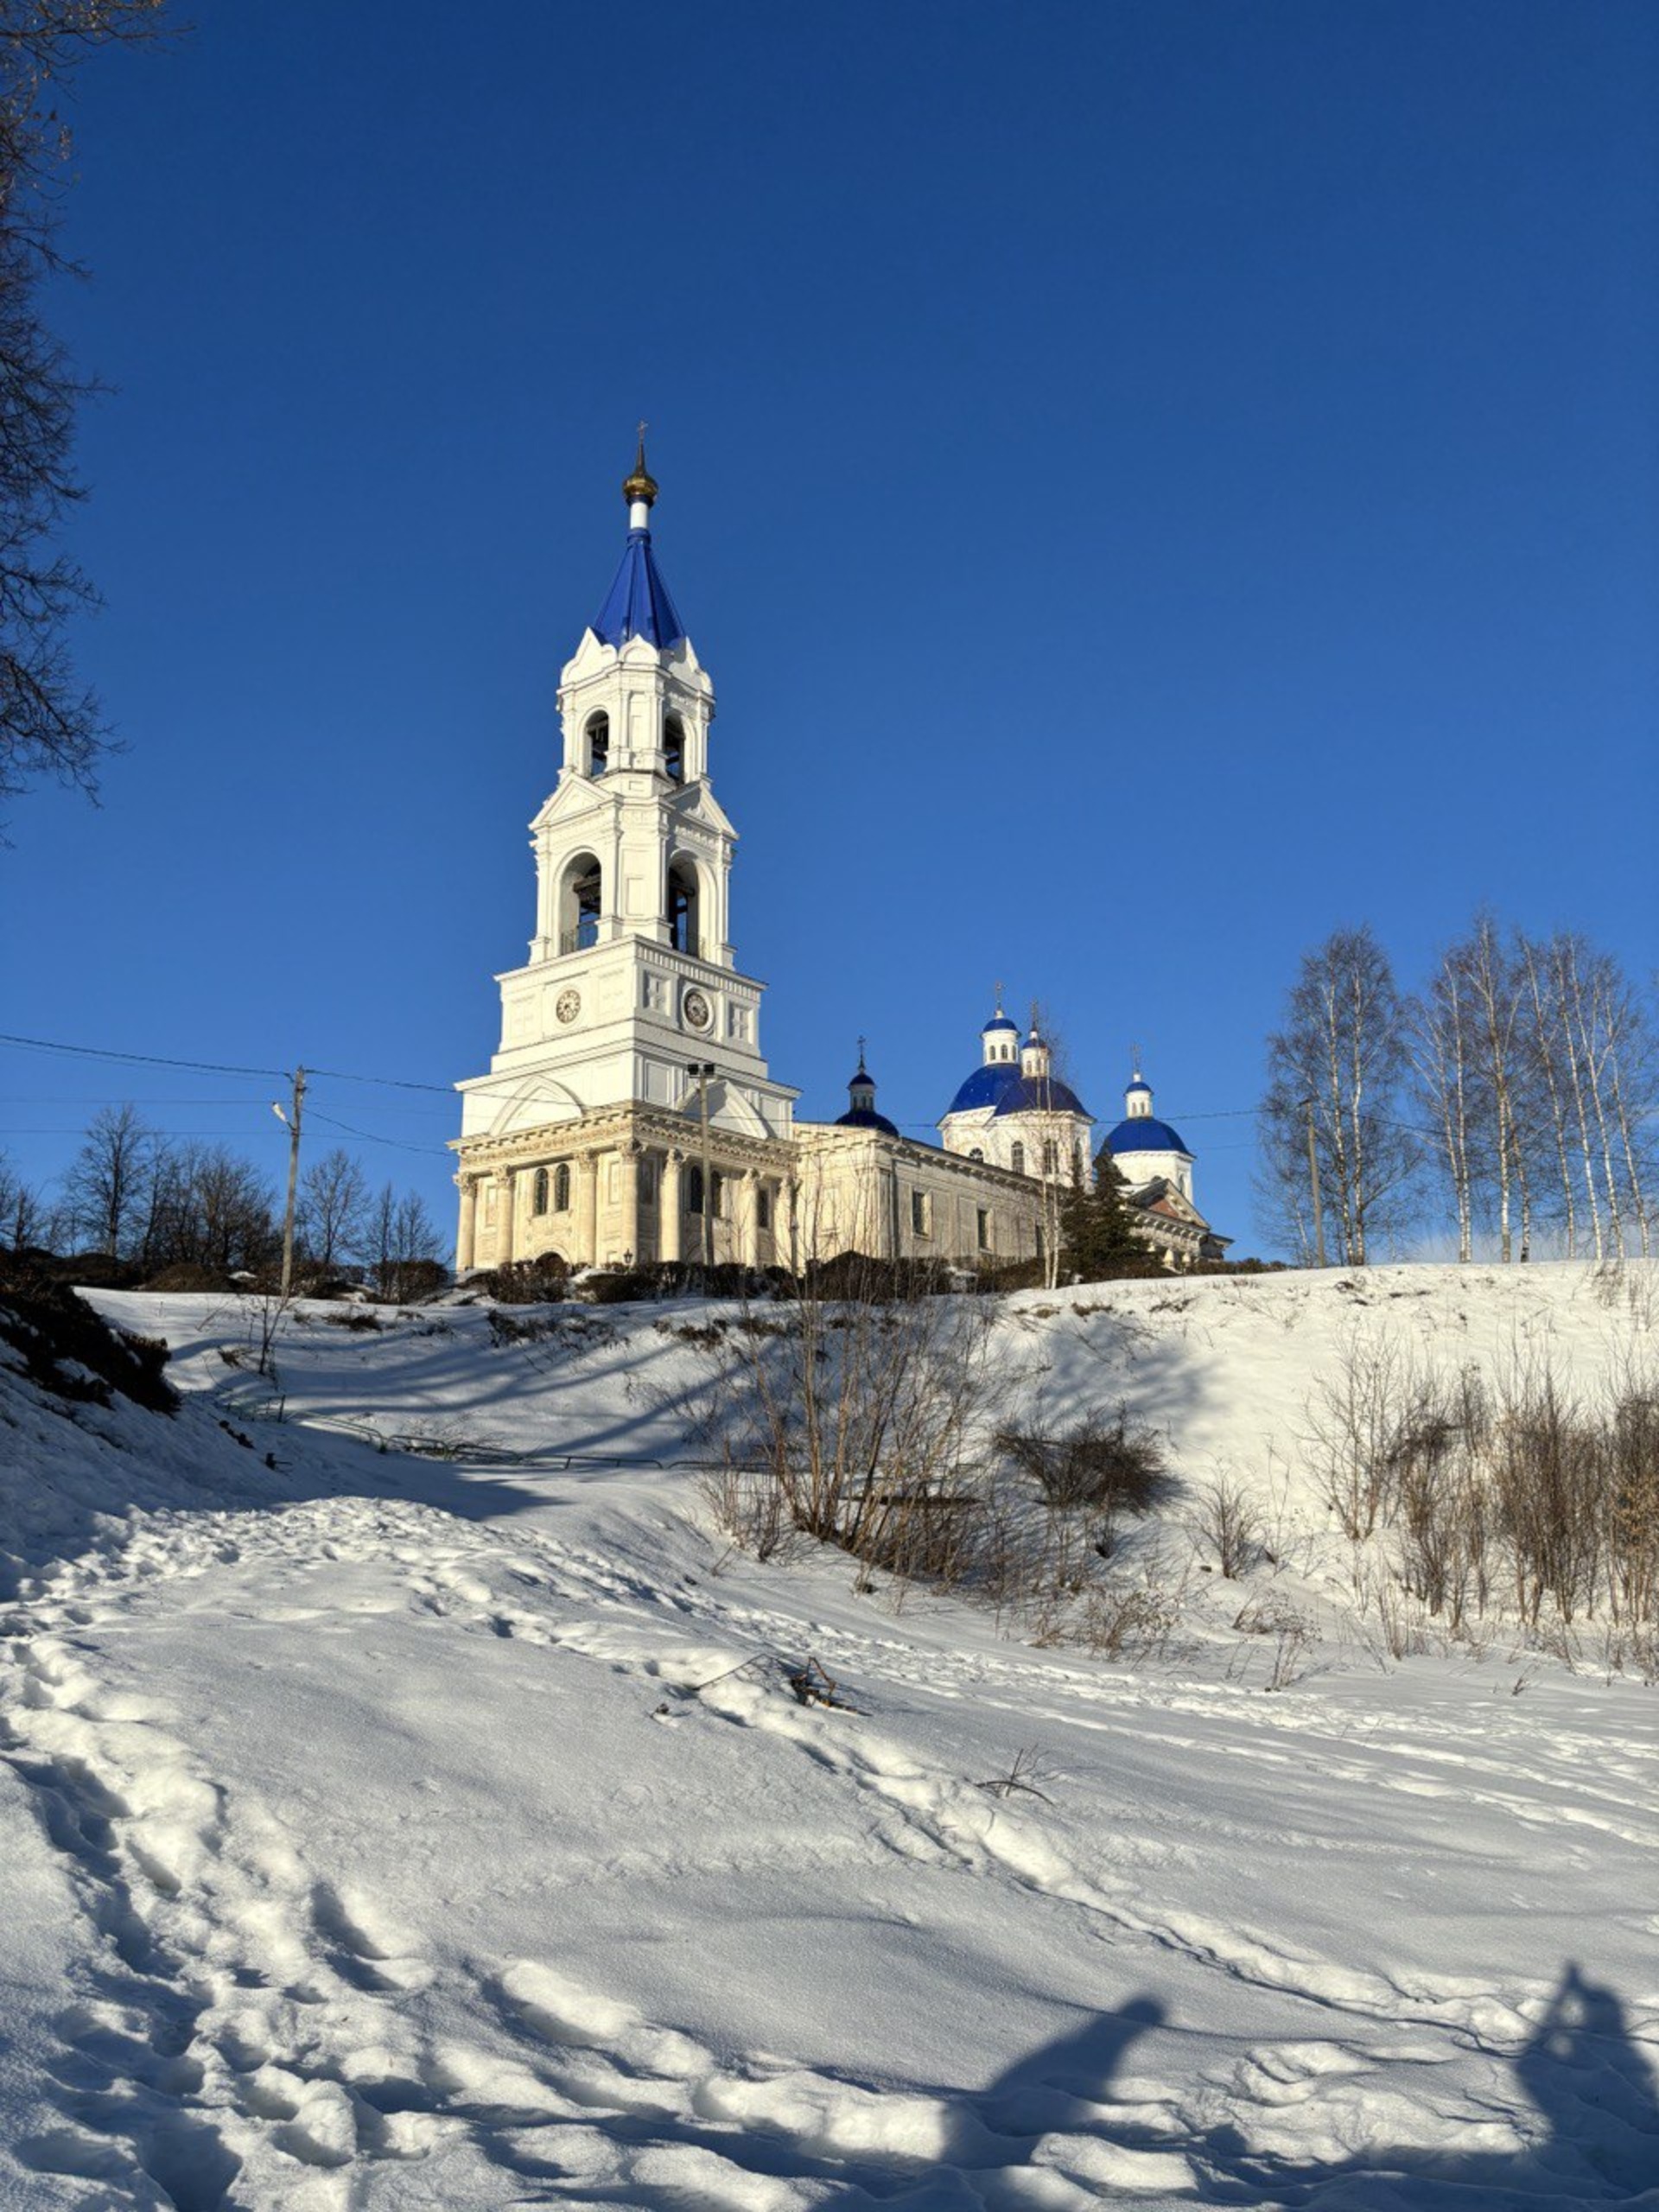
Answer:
xmin=1607 ymin=1375 xmax=1659 ymax=1622
xmin=1489 ymin=1370 xmax=1610 ymax=1626
xmin=1195 ymin=1474 xmax=1260 ymax=1579
xmin=1302 ymin=1327 xmax=1417 ymax=1538
xmin=696 ymin=1290 xmax=1001 ymax=1588
xmin=1078 ymin=1573 xmax=1184 ymax=1662
xmin=996 ymin=1408 xmax=1166 ymax=1518
xmin=699 ymin=1461 xmax=791 ymax=1562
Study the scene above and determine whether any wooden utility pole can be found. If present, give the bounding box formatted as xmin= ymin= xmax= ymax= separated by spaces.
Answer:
xmin=275 ymin=1065 xmax=307 ymax=1300
xmin=1301 ymin=1095 xmax=1326 ymax=1268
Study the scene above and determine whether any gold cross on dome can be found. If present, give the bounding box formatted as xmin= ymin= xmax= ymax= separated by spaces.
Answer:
xmin=857 ymin=1035 xmax=867 ymax=1065
xmin=993 ymin=979 xmax=1004 ymax=1011
xmin=637 ymin=418 xmax=648 ymax=443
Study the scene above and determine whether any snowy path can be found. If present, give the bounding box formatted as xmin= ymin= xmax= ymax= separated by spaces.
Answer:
xmin=3 ymin=1274 xmax=1657 ymax=2207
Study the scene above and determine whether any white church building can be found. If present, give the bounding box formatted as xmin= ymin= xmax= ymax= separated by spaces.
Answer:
xmin=452 ymin=448 xmax=1225 ymax=1275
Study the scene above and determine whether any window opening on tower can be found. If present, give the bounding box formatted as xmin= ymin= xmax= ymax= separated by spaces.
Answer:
xmin=559 ymin=853 xmax=603 ymax=953
xmin=664 ymin=713 xmax=685 ymax=783
xmin=667 ymin=858 xmax=701 ymax=957
xmin=586 ymin=712 xmax=609 ymax=778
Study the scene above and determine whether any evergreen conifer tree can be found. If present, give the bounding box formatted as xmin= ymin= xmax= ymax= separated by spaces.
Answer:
xmin=1058 ymin=1145 xmax=1145 ymax=1280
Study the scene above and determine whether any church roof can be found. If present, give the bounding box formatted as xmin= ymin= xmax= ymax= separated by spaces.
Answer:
xmin=1106 ymin=1115 xmax=1191 ymax=1156
xmin=983 ymin=1012 xmax=1018 ymax=1033
xmin=993 ymin=1074 xmax=1089 ymax=1119
xmin=944 ymin=1062 xmax=1024 ymax=1116
xmin=591 ymin=529 xmax=686 ymax=651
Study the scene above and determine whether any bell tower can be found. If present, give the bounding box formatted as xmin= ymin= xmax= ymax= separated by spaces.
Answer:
xmin=457 ymin=442 xmax=797 ymax=1153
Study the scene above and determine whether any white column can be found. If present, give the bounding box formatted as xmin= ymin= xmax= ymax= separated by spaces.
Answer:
xmin=660 ymin=1149 xmax=683 ymax=1263
xmin=494 ymin=1171 xmax=516 ymax=1266
xmin=575 ymin=1154 xmax=599 ymax=1265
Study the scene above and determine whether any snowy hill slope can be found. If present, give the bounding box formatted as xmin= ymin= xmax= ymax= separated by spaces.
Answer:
xmin=0 ymin=1265 xmax=1656 ymax=2209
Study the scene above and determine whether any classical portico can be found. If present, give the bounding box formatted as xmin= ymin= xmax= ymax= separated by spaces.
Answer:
xmin=455 ymin=1103 xmax=796 ymax=1272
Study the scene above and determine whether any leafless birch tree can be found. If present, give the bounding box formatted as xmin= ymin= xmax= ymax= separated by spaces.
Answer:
xmin=1259 ymin=925 xmax=1420 ymax=1264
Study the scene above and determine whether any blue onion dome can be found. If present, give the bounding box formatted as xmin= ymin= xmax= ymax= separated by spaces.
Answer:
xmin=837 ymin=1105 xmax=899 ymax=1134
xmin=945 ymin=1060 xmax=1024 ymax=1115
xmin=992 ymin=1074 xmax=1089 ymax=1118
xmin=837 ymin=1056 xmax=899 ymax=1136
xmin=1105 ymin=1114 xmax=1192 ymax=1156
xmin=983 ymin=1010 xmax=1018 ymax=1034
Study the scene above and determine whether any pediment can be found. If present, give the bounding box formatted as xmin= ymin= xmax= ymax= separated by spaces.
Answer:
xmin=531 ymin=776 xmax=610 ymax=833
xmin=487 ymin=1073 xmax=585 ymax=1139
xmin=668 ymin=782 xmax=737 ymax=839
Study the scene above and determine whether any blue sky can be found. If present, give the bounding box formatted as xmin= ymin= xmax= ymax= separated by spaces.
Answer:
xmin=1 ymin=0 xmax=1654 ymax=1257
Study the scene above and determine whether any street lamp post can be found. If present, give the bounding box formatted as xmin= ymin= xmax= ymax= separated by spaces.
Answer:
xmin=686 ymin=1062 xmax=716 ymax=1277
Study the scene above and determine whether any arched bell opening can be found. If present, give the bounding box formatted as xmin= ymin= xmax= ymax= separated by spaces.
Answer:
xmin=667 ymin=855 xmax=702 ymax=957
xmin=558 ymin=851 xmax=604 ymax=953
xmin=663 ymin=712 xmax=685 ymax=784
xmin=585 ymin=711 xmax=610 ymax=778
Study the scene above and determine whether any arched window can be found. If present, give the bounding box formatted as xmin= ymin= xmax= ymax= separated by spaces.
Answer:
xmin=1043 ymin=1140 xmax=1058 ymax=1177
xmin=685 ymin=1163 xmax=704 ymax=1216
xmin=558 ymin=852 xmax=603 ymax=952
xmin=757 ymin=1186 xmax=771 ymax=1230
xmin=969 ymin=1147 xmax=984 ymax=1162
xmin=586 ymin=711 xmax=609 ymax=778
xmin=667 ymin=857 xmax=701 ymax=957
xmin=531 ymin=1167 xmax=550 ymax=1216
xmin=1010 ymin=1141 xmax=1026 ymax=1177
xmin=553 ymin=1162 xmax=571 ymax=1212
xmin=663 ymin=713 xmax=685 ymax=784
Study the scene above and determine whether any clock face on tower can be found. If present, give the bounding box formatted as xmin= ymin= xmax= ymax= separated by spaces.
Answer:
xmin=555 ymin=988 xmax=582 ymax=1026
xmin=682 ymin=988 xmax=713 ymax=1033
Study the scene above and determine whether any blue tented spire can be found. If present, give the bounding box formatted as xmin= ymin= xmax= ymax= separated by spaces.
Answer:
xmin=590 ymin=528 xmax=687 ymax=651
xmin=589 ymin=431 xmax=687 ymax=648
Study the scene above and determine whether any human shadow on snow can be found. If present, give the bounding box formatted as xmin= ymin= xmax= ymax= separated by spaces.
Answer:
xmin=493 ymin=1965 xmax=1656 ymax=2210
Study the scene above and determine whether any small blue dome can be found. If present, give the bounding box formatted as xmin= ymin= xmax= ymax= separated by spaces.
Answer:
xmin=993 ymin=1075 xmax=1089 ymax=1119
xmin=836 ymin=1105 xmax=899 ymax=1135
xmin=944 ymin=1061 xmax=1024 ymax=1116
xmin=983 ymin=1012 xmax=1018 ymax=1033
xmin=1126 ymin=1077 xmax=1152 ymax=1095
xmin=1106 ymin=1116 xmax=1191 ymax=1156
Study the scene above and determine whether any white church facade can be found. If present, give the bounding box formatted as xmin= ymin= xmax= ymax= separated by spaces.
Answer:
xmin=452 ymin=448 xmax=1225 ymax=1276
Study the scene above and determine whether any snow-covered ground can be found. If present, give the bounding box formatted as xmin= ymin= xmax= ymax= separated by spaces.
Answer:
xmin=2 ymin=1264 xmax=1656 ymax=2209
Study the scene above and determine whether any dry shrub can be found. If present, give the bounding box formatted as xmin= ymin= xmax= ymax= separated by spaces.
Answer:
xmin=1079 ymin=1576 xmax=1183 ymax=1661
xmin=474 ymin=1254 xmax=570 ymax=1304
xmin=700 ymin=1461 xmax=791 ymax=1561
xmin=996 ymin=1408 xmax=1168 ymax=1560
xmin=1195 ymin=1473 xmax=1260 ymax=1579
xmin=996 ymin=1408 xmax=1166 ymax=1514
xmin=1489 ymin=1370 xmax=1608 ymax=1626
xmin=1302 ymin=1327 xmax=1417 ymax=1538
xmin=700 ymin=1293 xmax=999 ymax=1590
